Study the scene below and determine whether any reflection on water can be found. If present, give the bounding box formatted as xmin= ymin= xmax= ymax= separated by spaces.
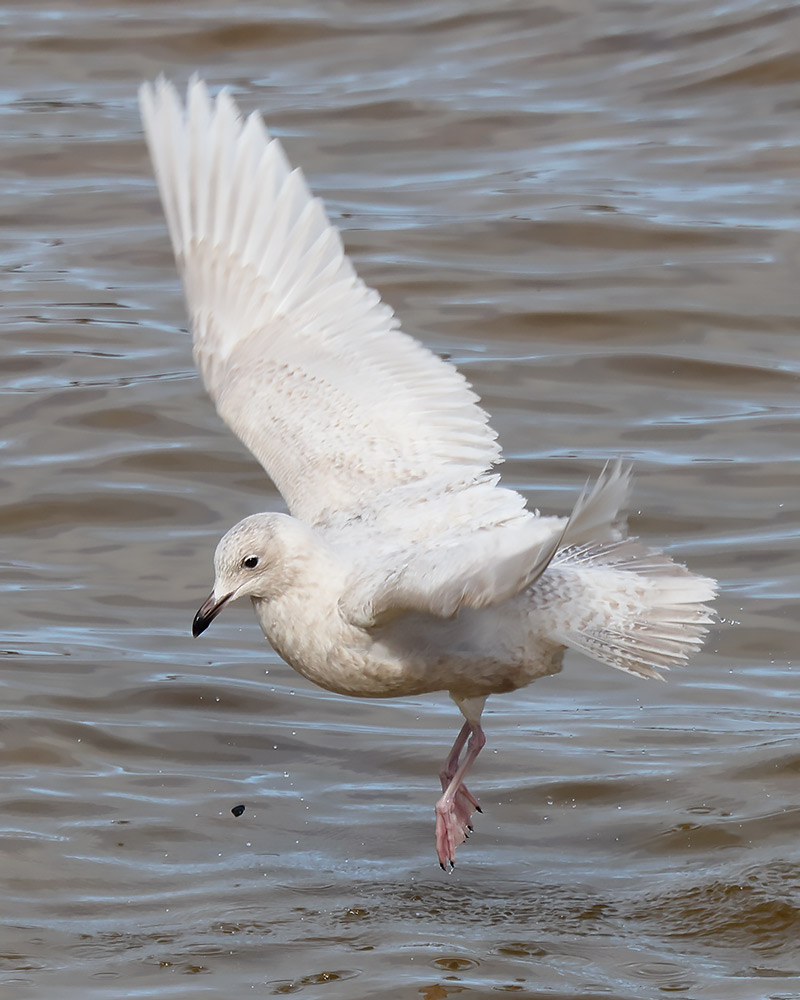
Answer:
xmin=1 ymin=0 xmax=799 ymax=997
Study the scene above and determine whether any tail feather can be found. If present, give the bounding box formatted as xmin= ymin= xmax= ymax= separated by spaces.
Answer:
xmin=543 ymin=537 xmax=717 ymax=681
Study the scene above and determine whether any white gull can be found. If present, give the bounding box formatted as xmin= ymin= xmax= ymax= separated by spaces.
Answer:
xmin=139 ymin=77 xmax=717 ymax=870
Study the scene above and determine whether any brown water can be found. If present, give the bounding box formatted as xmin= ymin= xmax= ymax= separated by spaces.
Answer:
xmin=2 ymin=1 xmax=799 ymax=997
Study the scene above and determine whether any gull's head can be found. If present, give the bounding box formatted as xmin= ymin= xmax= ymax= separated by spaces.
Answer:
xmin=192 ymin=512 xmax=302 ymax=637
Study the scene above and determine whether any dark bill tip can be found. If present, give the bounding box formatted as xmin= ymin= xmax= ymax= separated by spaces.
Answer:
xmin=192 ymin=591 xmax=231 ymax=637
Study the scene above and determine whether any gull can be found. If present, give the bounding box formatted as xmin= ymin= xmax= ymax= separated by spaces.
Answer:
xmin=139 ymin=77 xmax=717 ymax=870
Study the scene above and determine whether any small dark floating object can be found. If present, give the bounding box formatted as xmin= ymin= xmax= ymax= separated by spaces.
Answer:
xmin=231 ymin=804 xmax=245 ymax=817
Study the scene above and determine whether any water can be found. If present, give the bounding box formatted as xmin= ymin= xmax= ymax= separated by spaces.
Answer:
xmin=2 ymin=1 xmax=799 ymax=997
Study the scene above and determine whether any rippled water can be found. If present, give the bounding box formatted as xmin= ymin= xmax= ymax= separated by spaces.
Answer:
xmin=2 ymin=1 xmax=799 ymax=997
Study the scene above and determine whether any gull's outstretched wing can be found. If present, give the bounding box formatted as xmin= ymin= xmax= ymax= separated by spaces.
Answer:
xmin=139 ymin=77 xmax=501 ymax=526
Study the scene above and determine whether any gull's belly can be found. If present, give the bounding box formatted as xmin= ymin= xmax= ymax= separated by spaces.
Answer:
xmin=369 ymin=607 xmax=565 ymax=699
xmin=255 ymin=596 xmax=564 ymax=700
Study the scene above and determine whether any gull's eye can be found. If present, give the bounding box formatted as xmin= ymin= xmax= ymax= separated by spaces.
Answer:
xmin=242 ymin=555 xmax=259 ymax=569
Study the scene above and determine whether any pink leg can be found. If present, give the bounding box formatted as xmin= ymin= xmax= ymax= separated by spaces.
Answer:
xmin=439 ymin=722 xmax=481 ymax=811
xmin=439 ymin=721 xmax=469 ymax=790
xmin=434 ymin=721 xmax=486 ymax=870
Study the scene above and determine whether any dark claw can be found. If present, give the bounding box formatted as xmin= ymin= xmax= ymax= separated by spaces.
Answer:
xmin=440 ymin=861 xmax=446 ymax=871
xmin=475 ymin=805 xmax=483 ymax=813
xmin=467 ymin=825 xmax=473 ymax=832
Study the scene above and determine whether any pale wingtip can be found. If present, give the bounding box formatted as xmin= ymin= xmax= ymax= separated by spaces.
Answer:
xmin=139 ymin=74 xmax=216 ymax=121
